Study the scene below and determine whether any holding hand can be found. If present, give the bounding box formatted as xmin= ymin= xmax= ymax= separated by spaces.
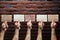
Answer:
xmin=51 ymin=20 xmax=56 ymax=28
xmin=15 ymin=21 xmax=20 ymax=29
xmin=27 ymin=20 xmax=32 ymax=29
xmin=38 ymin=21 xmax=44 ymax=30
xmin=2 ymin=21 xmax=8 ymax=31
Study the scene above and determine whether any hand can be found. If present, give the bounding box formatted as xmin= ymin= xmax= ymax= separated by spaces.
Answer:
xmin=27 ymin=20 xmax=32 ymax=29
xmin=38 ymin=21 xmax=44 ymax=28
xmin=27 ymin=20 xmax=32 ymax=27
xmin=15 ymin=21 xmax=21 ymax=29
xmin=51 ymin=20 xmax=56 ymax=28
xmin=2 ymin=23 xmax=8 ymax=31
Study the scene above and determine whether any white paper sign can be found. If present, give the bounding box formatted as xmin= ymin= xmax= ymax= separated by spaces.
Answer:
xmin=48 ymin=14 xmax=59 ymax=22
xmin=25 ymin=15 xmax=35 ymax=21
xmin=36 ymin=15 xmax=47 ymax=22
xmin=1 ymin=15 xmax=12 ymax=22
xmin=14 ymin=14 xmax=24 ymax=22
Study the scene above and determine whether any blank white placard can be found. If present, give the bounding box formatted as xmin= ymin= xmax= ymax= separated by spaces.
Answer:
xmin=14 ymin=14 xmax=24 ymax=21
xmin=36 ymin=15 xmax=47 ymax=22
xmin=25 ymin=15 xmax=35 ymax=21
xmin=1 ymin=15 xmax=12 ymax=22
xmin=48 ymin=14 xmax=59 ymax=22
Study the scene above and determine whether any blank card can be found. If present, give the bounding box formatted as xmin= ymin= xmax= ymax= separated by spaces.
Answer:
xmin=25 ymin=15 xmax=35 ymax=21
xmin=1 ymin=15 xmax=12 ymax=22
xmin=36 ymin=15 xmax=47 ymax=22
xmin=14 ymin=14 xmax=24 ymax=22
xmin=48 ymin=14 xmax=59 ymax=22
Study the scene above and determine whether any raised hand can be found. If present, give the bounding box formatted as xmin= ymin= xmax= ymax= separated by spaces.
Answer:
xmin=0 ymin=21 xmax=8 ymax=40
xmin=15 ymin=21 xmax=20 ymax=29
xmin=37 ymin=21 xmax=44 ymax=40
xmin=2 ymin=21 xmax=8 ymax=31
xmin=27 ymin=20 xmax=32 ymax=29
xmin=51 ymin=20 xmax=56 ymax=28
xmin=12 ymin=21 xmax=20 ymax=40
xmin=38 ymin=21 xmax=44 ymax=30
xmin=25 ymin=20 xmax=32 ymax=40
xmin=51 ymin=20 xmax=57 ymax=40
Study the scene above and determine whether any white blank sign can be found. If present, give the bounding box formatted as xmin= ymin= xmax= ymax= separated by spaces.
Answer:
xmin=25 ymin=15 xmax=35 ymax=21
xmin=14 ymin=14 xmax=24 ymax=21
xmin=1 ymin=15 xmax=12 ymax=22
xmin=36 ymin=15 xmax=47 ymax=22
xmin=48 ymin=14 xmax=59 ymax=22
